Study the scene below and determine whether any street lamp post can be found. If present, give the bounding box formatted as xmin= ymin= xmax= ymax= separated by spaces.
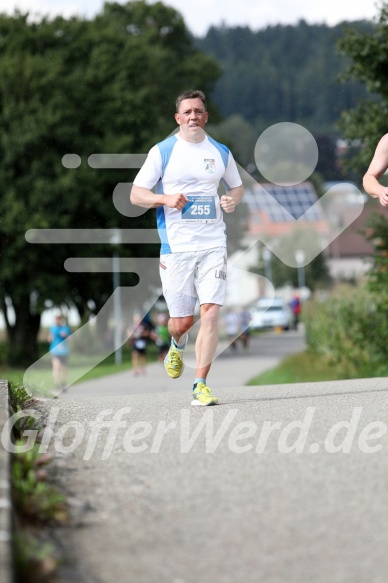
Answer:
xmin=110 ymin=229 xmax=122 ymax=365
xmin=295 ymin=249 xmax=306 ymax=294
xmin=262 ymin=247 xmax=272 ymax=297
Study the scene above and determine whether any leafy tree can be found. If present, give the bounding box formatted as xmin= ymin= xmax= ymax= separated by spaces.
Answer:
xmin=314 ymin=134 xmax=344 ymax=181
xmin=194 ymin=20 xmax=376 ymax=186
xmin=365 ymin=213 xmax=388 ymax=308
xmin=251 ymin=230 xmax=331 ymax=292
xmin=207 ymin=114 xmax=257 ymax=170
xmin=268 ymin=250 xmax=330 ymax=291
xmin=196 ymin=20 xmax=372 ymax=135
xmin=0 ymin=2 xmax=221 ymax=366
xmin=337 ymin=4 xmax=388 ymax=170
xmin=337 ymin=3 xmax=388 ymax=312
xmin=299 ymin=3 xmax=388 ymax=380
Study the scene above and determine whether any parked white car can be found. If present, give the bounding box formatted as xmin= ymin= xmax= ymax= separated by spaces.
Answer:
xmin=249 ymin=298 xmax=295 ymax=331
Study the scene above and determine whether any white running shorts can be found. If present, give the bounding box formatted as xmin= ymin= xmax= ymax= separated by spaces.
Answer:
xmin=159 ymin=247 xmax=227 ymax=317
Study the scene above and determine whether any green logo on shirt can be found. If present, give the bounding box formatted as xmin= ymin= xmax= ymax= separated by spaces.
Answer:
xmin=204 ymin=158 xmax=216 ymax=173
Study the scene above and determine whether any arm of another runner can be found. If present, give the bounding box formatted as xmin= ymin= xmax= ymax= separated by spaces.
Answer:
xmin=220 ymin=184 xmax=244 ymax=213
xmin=130 ymin=185 xmax=188 ymax=210
xmin=363 ymin=134 xmax=388 ymax=207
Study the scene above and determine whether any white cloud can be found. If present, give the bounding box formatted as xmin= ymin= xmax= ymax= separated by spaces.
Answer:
xmin=2 ymin=0 xmax=102 ymax=20
xmin=2 ymin=0 xmax=380 ymax=35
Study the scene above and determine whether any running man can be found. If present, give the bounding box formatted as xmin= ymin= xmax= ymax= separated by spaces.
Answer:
xmin=363 ymin=133 xmax=388 ymax=207
xmin=130 ymin=89 xmax=244 ymax=405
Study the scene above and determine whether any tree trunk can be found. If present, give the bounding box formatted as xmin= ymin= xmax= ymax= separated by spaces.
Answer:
xmin=6 ymin=293 xmax=41 ymax=368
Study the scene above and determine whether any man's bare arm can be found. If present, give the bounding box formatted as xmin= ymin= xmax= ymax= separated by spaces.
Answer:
xmin=363 ymin=134 xmax=388 ymax=207
xmin=220 ymin=184 xmax=244 ymax=213
xmin=130 ymin=185 xmax=188 ymax=210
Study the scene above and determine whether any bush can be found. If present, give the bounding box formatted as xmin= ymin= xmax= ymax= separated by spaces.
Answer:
xmin=303 ymin=284 xmax=388 ymax=378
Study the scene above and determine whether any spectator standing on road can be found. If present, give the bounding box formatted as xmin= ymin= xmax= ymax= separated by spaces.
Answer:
xmin=363 ymin=134 xmax=388 ymax=207
xmin=131 ymin=89 xmax=244 ymax=406
xmin=290 ymin=294 xmax=301 ymax=329
xmin=48 ymin=314 xmax=72 ymax=391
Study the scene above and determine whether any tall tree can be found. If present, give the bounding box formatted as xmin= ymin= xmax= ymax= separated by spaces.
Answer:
xmin=0 ymin=2 xmax=221 ymax=366
xmin=251 ymin=231 xmax=331 ymax=292
xmin=337 ymin=4 xmax=388 ymax=169
xmin=196 ymin=20 xmax=372 ymax=134
xmin=337 ymin=3 xmax=388 ymax=360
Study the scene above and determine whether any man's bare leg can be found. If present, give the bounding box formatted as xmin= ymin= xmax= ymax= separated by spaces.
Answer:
xmin=190 ymin=303 xmax=220 ymax=405
xmin=168 ymin=316 xmax=193 ymax=346
xmin=195 ymin=303 xmax=220 ymax=379
xmin=164 ymin=315 xmax=193 ymax=378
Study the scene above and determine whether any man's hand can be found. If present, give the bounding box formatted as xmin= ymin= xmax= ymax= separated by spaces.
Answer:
xmin=163 ymin=193 xmax=189 ymax=210
xmin=220 ymin=195 xmax=236 ymax=213
xmin=377 ymin=187 xmax=388 ymax=207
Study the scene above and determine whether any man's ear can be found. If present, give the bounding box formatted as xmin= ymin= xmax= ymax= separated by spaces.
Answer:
xmin=174 ymin=112 xmax=180 ymax=125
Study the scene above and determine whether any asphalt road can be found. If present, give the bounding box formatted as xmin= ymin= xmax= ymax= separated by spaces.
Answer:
xmin=63 ymin=329 xmax=306 ymax=399
xmin=36 ymin=332 xmax=388 ymax=583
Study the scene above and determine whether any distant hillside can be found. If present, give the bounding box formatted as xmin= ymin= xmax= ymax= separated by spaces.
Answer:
xmin=195 ymin=20 xmax=374 ymax=136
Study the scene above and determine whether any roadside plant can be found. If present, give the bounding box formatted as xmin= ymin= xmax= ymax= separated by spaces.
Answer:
xmin=303 ymin=283 xmax=388 ymax=378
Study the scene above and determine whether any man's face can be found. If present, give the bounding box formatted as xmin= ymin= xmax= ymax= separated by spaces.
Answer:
xmin=175 ymin=98 xmax=208 ymax=142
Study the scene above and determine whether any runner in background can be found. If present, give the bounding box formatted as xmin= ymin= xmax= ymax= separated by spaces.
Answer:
xmin=155 ymin=313 xmax=170 ymax=362
xmin=129 ymin=313 xmax=154 ymax=376
xmin=48 ymin=314 xmax=72 ymax=392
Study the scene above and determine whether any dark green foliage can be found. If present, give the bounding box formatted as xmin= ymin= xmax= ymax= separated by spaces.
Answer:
xmin=0 ymin=2 xmax=221 ymax=365
xmin=337 ymin=4 xmax=388 ymax=170
xmin=270 ymin=252 xmax=330 ymax=291
xmin=365 ymin=212 xmax=388 ymax=309
xmin=196 ymin=20 xmax=372 ymax=135
xmin=12 ymin=443 xmax=67 ymax=523
xmin=251 ymin=231 xmax=332 ymax=292
xmin=303 ymin=284 xmax=388 ymax=379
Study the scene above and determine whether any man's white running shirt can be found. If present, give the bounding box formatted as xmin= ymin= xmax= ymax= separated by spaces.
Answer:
xmin=133 ymin=133 xmax=242 ymax=254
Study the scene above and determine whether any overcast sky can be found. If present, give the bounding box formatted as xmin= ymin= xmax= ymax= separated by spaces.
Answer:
xmin=2 ymin=0 xmax=381 ymax=36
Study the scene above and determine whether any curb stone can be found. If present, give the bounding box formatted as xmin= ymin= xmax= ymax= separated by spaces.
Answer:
xmin=0 ymin=379 xmax=12 ymax=583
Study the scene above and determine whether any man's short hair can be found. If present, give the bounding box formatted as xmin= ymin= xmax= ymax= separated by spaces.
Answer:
xmin=175 ymin=89 xmax=207 ymax=112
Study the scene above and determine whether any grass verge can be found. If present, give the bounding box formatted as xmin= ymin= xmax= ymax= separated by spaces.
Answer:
xmin=246 ymin=351 xmax=349 ymax=386
xmin=2 ymin=344 xmax=160 ymax=388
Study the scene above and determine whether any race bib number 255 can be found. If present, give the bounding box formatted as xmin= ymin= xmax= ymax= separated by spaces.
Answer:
xmin=181 ymin=195 xmax=216 ymax=223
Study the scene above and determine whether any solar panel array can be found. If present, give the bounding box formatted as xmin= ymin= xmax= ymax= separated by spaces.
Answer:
xmin=244 ymin=182 xmax=324 ymax=223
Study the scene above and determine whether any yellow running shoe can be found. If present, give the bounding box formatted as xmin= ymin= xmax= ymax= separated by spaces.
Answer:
xmin=164 ymin=337 xmax=186 ymax=378
xmin=191 ymin=382 xmax=219 ymax=406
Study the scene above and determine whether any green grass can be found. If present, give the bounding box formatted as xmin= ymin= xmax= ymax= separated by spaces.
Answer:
xmin=1 ymin=344 xmax=160 ymax=387
xmin=76 ymin=345 xmax=159 ymax=381
xmin=0 ymin=368 xmax=25 ymax=386
xmin=246 ymin=351 xmax=347 ymax=386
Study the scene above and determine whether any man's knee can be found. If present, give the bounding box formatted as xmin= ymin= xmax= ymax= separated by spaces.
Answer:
xmin=169 ymin=316 xmax=193 ymax=338
xmin=200 ymin=303 xmax=220 ymax=326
